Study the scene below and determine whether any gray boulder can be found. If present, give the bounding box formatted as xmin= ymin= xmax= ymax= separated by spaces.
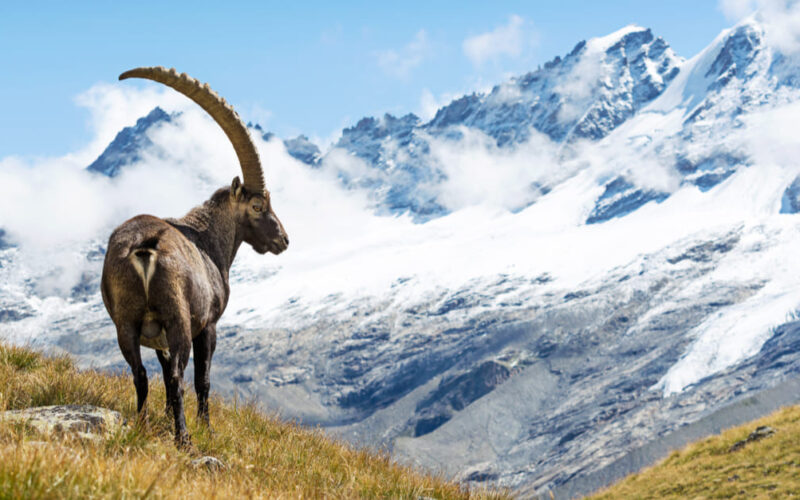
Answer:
xmin=0 ymin=404 xmax=123 ymax=440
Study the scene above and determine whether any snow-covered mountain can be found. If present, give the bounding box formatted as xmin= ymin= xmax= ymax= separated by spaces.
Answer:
xmin=4 ymin=15 xmax=800 ymax=498
xmin=86 ymin=25 xmax=683 ymax=222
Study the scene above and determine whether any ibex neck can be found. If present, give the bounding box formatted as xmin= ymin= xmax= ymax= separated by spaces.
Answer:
xmin=168 ymin=188 xmax=243 ymax=278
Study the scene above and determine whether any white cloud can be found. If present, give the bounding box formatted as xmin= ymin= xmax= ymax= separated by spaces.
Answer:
xmin=731 ymin=99 xmax=800 ymax=167
xmin=0 ymin=111 xmax=223 ymax=255
xmin=239 ymin=102 xmax=273 ymax=129
xmin=463 ymin=15 xmax=534 ymax=67
xmin=376 ymin=30 xmax=431 ymax=79
xmin=423 ymin=127 xmax=565 ymax=213
xmin=553 ymin=49 xmax=606 ymax=122
xmin=719 ymin=0 xmax=759 ymax=20
xmin=759 ymin=0 xmax=800 ymax=54
xmin=419 ymin=89 xmax=440 ymax=121
xmin=0 ymin=83 xmax=384 ymax=297
xmin=418 ymin=88 xmax=462 ymax=121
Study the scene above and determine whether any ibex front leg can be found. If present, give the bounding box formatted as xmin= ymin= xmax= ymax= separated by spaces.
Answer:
xmin=193 ymin=324 xmax=217 ymax=427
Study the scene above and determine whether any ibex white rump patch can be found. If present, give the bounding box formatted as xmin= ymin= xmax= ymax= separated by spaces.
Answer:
xmin=130 ymin=248 xmax=157 ymax=301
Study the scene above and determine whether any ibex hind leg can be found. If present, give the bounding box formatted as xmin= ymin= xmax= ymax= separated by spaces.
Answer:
xmin=193 ymin=324 xmax=217 ymax=427
xmin=164 ymin=318 xmax=192 ymax=447
xmin=155 ymin=349 xmax=173 ymax=417
xmin=116 ymin=323 xmax=148 ymax=420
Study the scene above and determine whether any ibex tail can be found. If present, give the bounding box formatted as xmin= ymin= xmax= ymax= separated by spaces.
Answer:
xmin=130 ymin=247 xmax=158 ymax=302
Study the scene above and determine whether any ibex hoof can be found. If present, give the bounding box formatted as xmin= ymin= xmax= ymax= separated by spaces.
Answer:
xmin=175 ymin=432 xmax=192 ymax=449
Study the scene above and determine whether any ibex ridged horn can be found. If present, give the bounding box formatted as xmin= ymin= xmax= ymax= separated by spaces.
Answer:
xmin=119 ymin=66 xmax=266 ymax=194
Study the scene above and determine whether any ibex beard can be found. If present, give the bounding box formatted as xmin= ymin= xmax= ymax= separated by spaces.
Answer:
xmin=100 ymin=67 xmax=288 ymax=446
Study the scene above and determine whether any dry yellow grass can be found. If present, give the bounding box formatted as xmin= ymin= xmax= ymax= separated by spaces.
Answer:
xmin=590 ymin=405 xmax=800 ymax=499
xmin=0 ymin=342 xmax=508 ymax=499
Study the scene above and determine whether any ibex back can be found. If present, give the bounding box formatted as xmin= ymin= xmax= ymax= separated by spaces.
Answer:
xmin=101 ymin=67 xmax=288 ymax=445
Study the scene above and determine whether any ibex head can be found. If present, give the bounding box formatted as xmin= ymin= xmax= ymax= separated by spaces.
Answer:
xmin=119 ymin=66 xmax=288 ymax=255
xmin=230 ymin=176 xmax=288 ymax=254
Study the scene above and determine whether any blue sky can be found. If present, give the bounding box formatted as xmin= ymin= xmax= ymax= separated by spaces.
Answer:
xmin=1 ymin=1 xmax=735 ymax=158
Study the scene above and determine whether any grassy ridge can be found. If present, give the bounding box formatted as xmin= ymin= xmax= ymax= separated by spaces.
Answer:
xmin=0 ymin=342 xmax=506 ymax=499
xmin=591 ymin=405 xmax=800 ymax=499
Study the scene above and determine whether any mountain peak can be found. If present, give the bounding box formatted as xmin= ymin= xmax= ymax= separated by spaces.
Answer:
xmin=588 ymin=24 xmax=650 ymax=52
xmin=86 ymin=106 xmax=174 ymax=177
xmin=705 ymin=21 xmax=763 ymax=86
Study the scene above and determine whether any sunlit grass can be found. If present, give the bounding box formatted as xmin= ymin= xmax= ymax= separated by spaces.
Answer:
xmin=591 ymin=405 xmax=800 ymax=499
xmin=0 ymin=342 xmax=508 ymax=499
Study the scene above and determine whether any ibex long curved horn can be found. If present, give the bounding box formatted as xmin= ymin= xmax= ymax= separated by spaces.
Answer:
xmin=119 ymin=66 xmax=266 ymax=193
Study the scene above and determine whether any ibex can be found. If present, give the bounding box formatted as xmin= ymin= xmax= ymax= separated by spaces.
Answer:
xmin=101 ymin=67 xmax=288 ymax=444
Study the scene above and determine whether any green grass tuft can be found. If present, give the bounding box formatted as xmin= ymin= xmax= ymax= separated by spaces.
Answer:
xmin=0 ymin=343 xmax=41 ymax=371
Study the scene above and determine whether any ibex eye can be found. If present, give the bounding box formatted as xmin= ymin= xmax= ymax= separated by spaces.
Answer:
xmin=252 ymin=205 xmax=262 ymax=212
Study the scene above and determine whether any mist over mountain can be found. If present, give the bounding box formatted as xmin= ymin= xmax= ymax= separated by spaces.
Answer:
xmin=4 ymin=13 xmax=800 ymax=498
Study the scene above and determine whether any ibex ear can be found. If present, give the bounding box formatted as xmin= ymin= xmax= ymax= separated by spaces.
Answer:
xmin=230 ymin=176 xmax=244 ymax=202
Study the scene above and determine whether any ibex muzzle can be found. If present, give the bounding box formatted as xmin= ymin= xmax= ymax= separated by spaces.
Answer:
xmin=101 ymin=67 xmax=288 ymax=445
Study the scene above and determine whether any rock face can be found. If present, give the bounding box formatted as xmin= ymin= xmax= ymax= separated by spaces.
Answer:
xmin=0 ymin=229 xmax=10 ymax=250
xmin=258 ymin=127 xmax=322 ymax=166
xmin=780 ymin=175 xmax=800 ymax=213
xmin=0 ymin=405 xmax=123 ymax=440
xmin=586 ymin=176 xmax=670 ymax=224
xmin=281 ymin=135 xmax=322 ymax=166
xmin=87 ymin=107 xmax=173 ymax=177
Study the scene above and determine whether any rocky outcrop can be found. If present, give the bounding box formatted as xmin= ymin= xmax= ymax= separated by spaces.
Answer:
xmin=729 ymin=425 xmax=776 ymax=452
xmin=0 ymin=405 xmax=123 ymax=440
xmin=191 ymin=456 xmax=227 ymax=471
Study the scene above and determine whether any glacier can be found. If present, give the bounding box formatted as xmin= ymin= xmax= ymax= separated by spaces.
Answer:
xmin=3 ymin=14 xmax=800 ymax=498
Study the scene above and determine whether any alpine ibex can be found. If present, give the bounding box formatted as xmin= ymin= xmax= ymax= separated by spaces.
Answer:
xmin=101 ymin=67 xmax=288 ymax=444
